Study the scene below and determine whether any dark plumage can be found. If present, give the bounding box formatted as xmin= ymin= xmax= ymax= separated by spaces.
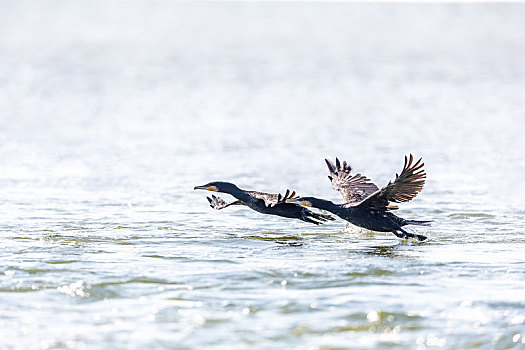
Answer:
xmin=287 ymin=155 xmax=430 ymax=241
xmin=194 ymin=181 xmax=335 ymax=225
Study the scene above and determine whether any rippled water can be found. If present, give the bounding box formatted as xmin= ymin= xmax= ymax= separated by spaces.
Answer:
xmin=1 ymin=2 xmax=525 ymax=349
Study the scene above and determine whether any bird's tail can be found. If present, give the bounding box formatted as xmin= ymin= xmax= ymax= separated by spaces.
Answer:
xmin=405 ymin=219 xmax=431 ymax=226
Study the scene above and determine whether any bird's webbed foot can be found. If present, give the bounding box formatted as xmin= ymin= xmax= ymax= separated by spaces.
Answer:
xmin=393 ymin=231 xmax=405 ymax=238
xmin=394 ymin=230 xmax=427 ymax=241
xmin=415 ymin=234 xmax=428 ymax=241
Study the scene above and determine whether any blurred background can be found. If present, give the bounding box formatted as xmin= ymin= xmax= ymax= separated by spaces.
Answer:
xmin=1 ymin=1 xmax=524 ymax=208
xmin=1 ymin=1 xmax=524 ymax=349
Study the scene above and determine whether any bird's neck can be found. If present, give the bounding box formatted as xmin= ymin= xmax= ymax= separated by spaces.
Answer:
xmin=226 ymin=187 xmax=251 ymax=202
xmin=311 ymin=198 xmax=340 ymax=213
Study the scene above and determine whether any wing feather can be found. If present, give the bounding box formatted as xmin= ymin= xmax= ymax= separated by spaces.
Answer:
xmin=355 ymin=154 xmax=426 ymax=211
xmin=207 ymin=195 xmax=243 ymax=210
xmin=325 ymin=157 xmax=379 ymax=203
xmin=247 ymin=189 xmax=299 ymax=207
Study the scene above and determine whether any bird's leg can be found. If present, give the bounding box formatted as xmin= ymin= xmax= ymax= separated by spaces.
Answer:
xmin=392 ymin=230 xmax=405 ymax=238
xmin=308 ymin=211 xmax=335 ymax=222
xmin=300 ymin=211 xmax=321 ymax=225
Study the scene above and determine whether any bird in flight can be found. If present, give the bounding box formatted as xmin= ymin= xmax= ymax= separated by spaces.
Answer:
xmin=194 ymin=182 xmax=334 ymax=225
xmin=287 ymin=155 xmax=430 ymax=241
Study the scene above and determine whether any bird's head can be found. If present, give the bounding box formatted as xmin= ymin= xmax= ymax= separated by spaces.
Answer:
xmin=194 ymin=181 xmax=239 ymax=194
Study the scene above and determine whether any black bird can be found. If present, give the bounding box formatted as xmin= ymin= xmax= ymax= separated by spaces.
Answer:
xmin=194 ymin=181 xmax=335 ymax=225
xmin=286 ymin=155 xmax=430 ymax=241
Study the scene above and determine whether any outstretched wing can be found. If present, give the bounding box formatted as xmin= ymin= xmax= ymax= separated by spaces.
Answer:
xmin=274 ymin=189 xmax=300 ymax=207
xmin=207 ymin=195 xmax=243 ymax=210
xmin=354 ymin=154 xmax=426 ymax=211
xmin=247 ymin=189 xmax=299 ymax=207
xmin=326 ymin=157 xmax=379 ymax=203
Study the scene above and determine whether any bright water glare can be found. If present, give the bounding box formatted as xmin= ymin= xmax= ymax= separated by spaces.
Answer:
xmin=1 ymin=2 xmax=525 ymax=349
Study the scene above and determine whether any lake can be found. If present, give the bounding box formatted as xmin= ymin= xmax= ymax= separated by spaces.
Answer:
xmin=1 ymin=2 xmax=524 ymax=349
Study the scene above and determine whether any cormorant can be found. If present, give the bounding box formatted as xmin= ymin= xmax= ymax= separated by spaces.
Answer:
xmin=286 ymin=155 xmax=430 ymax=241
xmin=194 ymin=182 xmax=335 ymax=225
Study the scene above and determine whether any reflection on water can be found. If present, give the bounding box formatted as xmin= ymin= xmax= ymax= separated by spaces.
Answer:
xmin=1 ymin=1 xmax=525 ymax=349
xmin=360 ymin=245 xmax=420 ymax=259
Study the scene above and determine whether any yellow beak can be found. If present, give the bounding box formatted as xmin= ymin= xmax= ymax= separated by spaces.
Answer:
xmin=194 ymin=185 xmax=219 ymax=191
